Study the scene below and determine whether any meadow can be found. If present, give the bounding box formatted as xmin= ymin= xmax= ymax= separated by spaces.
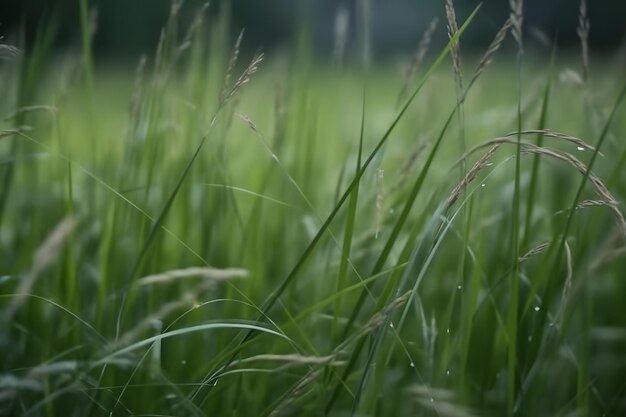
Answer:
xmin=1 ymin=1 xmax=626 ymax=416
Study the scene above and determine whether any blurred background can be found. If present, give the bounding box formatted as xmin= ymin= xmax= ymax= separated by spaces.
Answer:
xmin=1 ymin=0 xmax=625 ymax=61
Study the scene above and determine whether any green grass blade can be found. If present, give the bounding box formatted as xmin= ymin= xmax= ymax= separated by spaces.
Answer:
xmin=522 ymin=48 xmax=555 ymax=248
xmin=340 ymin=5 xmax=482 ymax=343
xmin=332 ymin=91 xmax=366 ymax=347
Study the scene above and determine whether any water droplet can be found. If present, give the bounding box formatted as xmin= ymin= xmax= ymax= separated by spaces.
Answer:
xmin=446 ymin=369 xmax=451 ymax=376
xmin=481 ymin=183 xmax=486 ymax=188
xmin=389 ymin=322 xmax=394 ymax=328
xmin=528 ymin=336 xmax=533 ymax=342
xmin=410 ymin=362 xmax=415 ymax=368
xmin=457 ymin=285 xmax=462 ymax=290
xmin=430 ymin=397 xmax=435 ymax=403
xmin=534 ymin=306 xmax=540 ymax=312
xmin=446 ymin=328 xmax=450 ymax=334
xmin=389 ymin=208 xmax=395 ymax=214
xmin=577 ymin=146 xmax=585 ymax=151
xmin=181 ymin=360 xmax=187 ymax=365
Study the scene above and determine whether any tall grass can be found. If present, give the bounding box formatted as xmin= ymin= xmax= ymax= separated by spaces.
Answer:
xmin=1 ymin=2 xmax=626 ymax=416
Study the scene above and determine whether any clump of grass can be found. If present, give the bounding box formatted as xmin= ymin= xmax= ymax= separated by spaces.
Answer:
xmin=1 ymin=2 xmax=626 ymax=417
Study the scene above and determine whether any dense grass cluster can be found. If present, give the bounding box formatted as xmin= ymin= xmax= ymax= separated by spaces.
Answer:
xmin=1 ymin=1 xmax=626 ymax=416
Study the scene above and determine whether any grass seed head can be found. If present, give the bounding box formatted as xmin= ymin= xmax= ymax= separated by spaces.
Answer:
xmin=447 ymin=145 xmax=500 ymax=209
xmin=0 ymin=43 xmax=21 ymax=60
xmin=509 ymin=0 xmax=524 ymax=46
xmin=397 ymin=17 xmax=439 ymax=105
xmin=445 ymin=0 xmax=464 ymax=92
xmin=220 ymin=28 xmax=245 ymax=104
xmin=578 ymin=0 xmax=590 ymax=82
xmin=469 ymin=19 xmax=512 ymax=89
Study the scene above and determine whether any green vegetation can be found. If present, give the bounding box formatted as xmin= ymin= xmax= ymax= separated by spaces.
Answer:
xmin=1 ymin=1 xmax=626 ymax=416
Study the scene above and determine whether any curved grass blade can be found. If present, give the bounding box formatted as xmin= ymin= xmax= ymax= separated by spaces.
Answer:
xmin=332 ymin=90 xmax=366 ymax=347
xmin=92 ymin=322 xmax=290 ymax=368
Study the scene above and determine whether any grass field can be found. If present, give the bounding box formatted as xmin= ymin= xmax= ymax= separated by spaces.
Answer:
xmin=2 ymin=2 xmax=626 ymax=416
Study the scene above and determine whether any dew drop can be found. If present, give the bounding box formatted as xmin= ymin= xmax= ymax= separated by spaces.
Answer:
xmin=457 ymin=285 xmax=462 ymax=290
xmin=446 ymin=328 xmax=450 ymax=334
xmin=410 ymin=362 xmax=415 ymax=368
xmin=446 ymin=369 xmax=451 ymax=376
xmin=534 ymin=306 xmax=540 ymax=312
xmin=389 ymin=208 xmax=395 ymax=214
xmin=528 ymin=336 xmax=533 ymax=342
xmin=181 ymin=360 xmax=187 ymax=365
xmin=481 ymin=183 xmax=486 ymax=188
xmin=389 ymin=322 xmax=394 ymax=328
xmin=577 ymin=146 xmax=585 ymax=151
xmin=430 ymin=397 xmax=435 ymax=403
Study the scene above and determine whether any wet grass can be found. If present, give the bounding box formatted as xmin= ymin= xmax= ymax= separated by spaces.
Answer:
xmin=1 ymin=2 xmax=626 ymax=416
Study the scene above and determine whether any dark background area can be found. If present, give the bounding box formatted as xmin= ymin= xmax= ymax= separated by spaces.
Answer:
xmin=1 ymin=0 xmax=625 ymax=60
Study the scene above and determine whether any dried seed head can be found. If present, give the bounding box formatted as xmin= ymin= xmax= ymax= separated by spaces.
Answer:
xmin=519 ymin=241 xmax=550 ymax=262
xmin=447 ymin=145 xmax=500 ymax=209
xmin=397 ymin=18 xmax=439 ymax=106
xmin=520 ymin=146 xmax=626 ymax=240
xmin=223 ymin=52 xmax=264 ymax=105
xmin=0 ymin=130 xmax=20 ymax=139
xmin=509 ymin=0 xmax=524 ymax=46
xmin=220 ymin=29 xmax=245 ymax=104
xmin=3 ymin=217 xmax=78 ymax=324
xmin=360 ymin=291 xmax=411 ymax=335
xmin=3 ymin=105 xmax=58 ymax=121
xmin=469 ymin=19 xmax=512 ymax=90
xmin=128 ymin=55 xmax=147 ymax=130
xmin=137 ymin=266 xmax=248 ymax=286
xmin=457 ymin=129 xmax=597 ymax=167
xmin=559 ymin=68 xmax=584 ymax=87
xmin=0 ymin=44 xmax=21 ymax=60
xmin=445 ymin=0 xmax=463 ymax=92
xmin=174 ymin=3 xmax=208 ymax=61
xmin=238 ymin=112 xmax=258 ymax=133
xmin=577 ymin=0 xmax=590 ymax=82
